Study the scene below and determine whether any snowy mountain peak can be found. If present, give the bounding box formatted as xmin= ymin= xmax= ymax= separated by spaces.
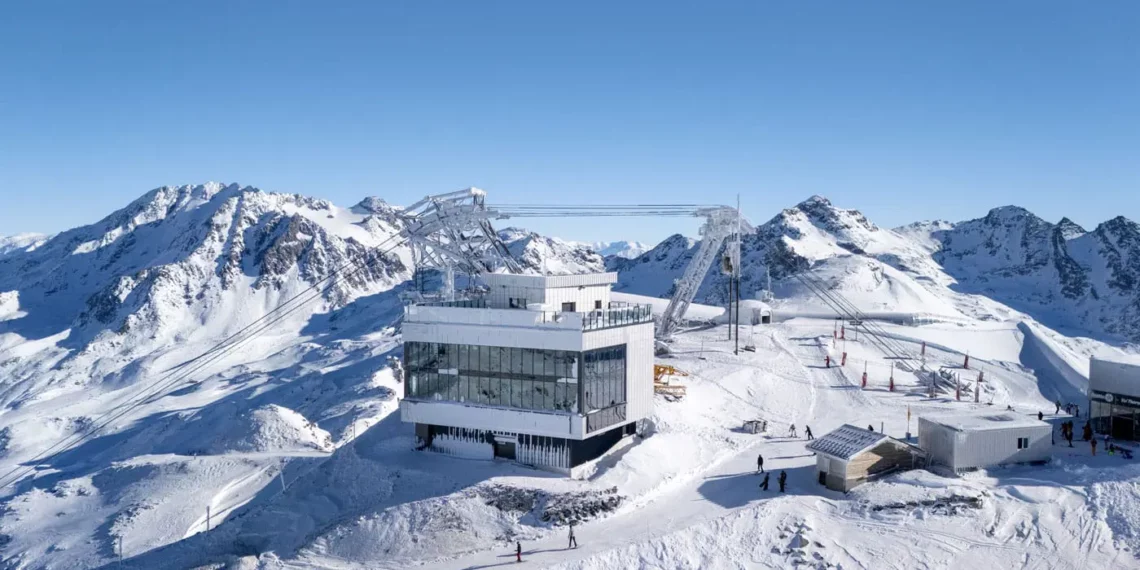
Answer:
xmin=1056 ymin=217 xmax=1087 ymax=239
xmin=1097 ymin=215 xmax=1140 ymax=235
xmin=784 ymin=194 xmax=879 ymax=237
xmin=982 ymin=205 xmax=1042 ymax=225
xmin=586 ymin=240 xmax=651 ymax=259
xmin=796 ymin=194 xmax=832 ymax=207
xmin=0 ymin=183 xmax=409 ymax=358
xmin=497 ymin=228 xmax=605 ymax=275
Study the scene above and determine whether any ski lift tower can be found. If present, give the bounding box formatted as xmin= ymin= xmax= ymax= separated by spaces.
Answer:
xmin=399 ymin=188 xmax=520 ymax=300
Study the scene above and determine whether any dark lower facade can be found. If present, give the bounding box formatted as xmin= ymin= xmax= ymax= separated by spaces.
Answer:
xmin=1090 ymin=389 xmax=1140 ymax=440
xmin=414 ymin=421 xmax=637 ymax=474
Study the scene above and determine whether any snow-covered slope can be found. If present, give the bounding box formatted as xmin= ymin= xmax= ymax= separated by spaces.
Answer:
xmin=610 ymin=196 xmax=967 ymax=320
xmin=4 ymin=185 xmax=1140 ymax=570
xmin=498 ymin=227 xmax=605 ymax=275
xmin=0 ymin=183 xmax=414 ymax=568
xmin=612 ymin=196 xmax=1140 ymax=343
xmin=0 ymin=233 xmax=49 ymax=257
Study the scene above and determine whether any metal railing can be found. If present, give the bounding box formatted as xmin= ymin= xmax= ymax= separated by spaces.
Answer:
xmin=417 ymin=298 xmax=488 ymax=309
xmin=583 ymin=304 xmax=653 ymax=330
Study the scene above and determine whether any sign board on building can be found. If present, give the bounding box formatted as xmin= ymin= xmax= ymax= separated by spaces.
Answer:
xmin=1090 ymin=389 xmax=1140 ymax=409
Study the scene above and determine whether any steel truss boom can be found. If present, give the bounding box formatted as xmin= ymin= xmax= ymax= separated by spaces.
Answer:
xmin=490 ymin=201 xmax=751 ymax=347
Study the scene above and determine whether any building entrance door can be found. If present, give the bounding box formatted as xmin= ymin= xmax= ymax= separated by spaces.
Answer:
xmin=1111 ymin=409 xmax=1136 ymax=441
xmin=493 ymin=439 xmax=517 ymax=460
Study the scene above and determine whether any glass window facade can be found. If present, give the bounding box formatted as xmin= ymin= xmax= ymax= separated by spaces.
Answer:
xmin=1091 ymin=400 xmax=1139 ymax=440
xmin=405 ymin=342 xmax=579 ymax=412
xmin=583 ymin=345 xmax=626 ymax=412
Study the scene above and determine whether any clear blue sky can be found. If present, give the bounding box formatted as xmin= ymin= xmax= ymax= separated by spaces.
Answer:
xmin=1 ymin=1 xmax=1137 ymax=244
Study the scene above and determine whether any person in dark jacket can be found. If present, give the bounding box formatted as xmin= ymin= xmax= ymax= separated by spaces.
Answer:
xmin=778 ymin=470 xmax=787 ymax=492
xmin=867 ymin=424 xmax=874 ymax=432
xmin=1055 ymin=400 xmax=1061 ymax=414
xmin=568 ymin=522 xmax=577 ymax=549
xmin=805 ymin=426 xmax=814 ymax=440
xmin=757 ymin=453 xmax=764 ymax=473
xmin=1038 ymin=411 xmax=1044 ymax=421
xmin=516 ymin=541 xmax=522 ymax=563
xmin=760 ymin=472 xmax=770 ymax=491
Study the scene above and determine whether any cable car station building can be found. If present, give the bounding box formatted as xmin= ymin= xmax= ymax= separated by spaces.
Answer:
xmin=399 ymin=272 xmax=654 ymax=475
xmin=1090 ymin=356 xmax=1140 ymax=441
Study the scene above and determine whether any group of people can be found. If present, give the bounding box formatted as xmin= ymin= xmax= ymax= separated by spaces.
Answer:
xmin=756 ymin=454 xmax=788 ymax=492
xmin=757 ymin=421 xmax=815 ymax=494
xmin=1058 ymin=420 xmax=1080 ymax=447
xmin=514 ymin=521 xmax=578 ymax=563
xmin=1056 ymin=417 xmax=1134 ymax=459
xmin=788 ymin=424 xmax=814 ymax=440
xmin=1056 ymin=400 xmax=1080 ymax=417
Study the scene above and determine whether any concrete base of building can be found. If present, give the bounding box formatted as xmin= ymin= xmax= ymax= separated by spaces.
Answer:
xmin=414 ymin=421 xmax=637 ymax=474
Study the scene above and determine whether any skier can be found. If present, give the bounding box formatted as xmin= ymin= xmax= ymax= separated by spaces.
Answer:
xmin=1075 ymin=405 xmax=1080 ymax=417
xmin=516 ymin=541 xmax=522 ymax=563
xmin=778 ymin=470 xmax=787 ymax=493
xmin=805 ymin=426 xmax=814 ymax=441
xmin=1055 ymin=400 xmax=1061 ymax=414
xmin=757 ymin=453 xmax=764 ymax=473
xmin=789 ymin=424 xmax=797 ymax=438
xmin=568 ymin=522 xmax=578 ymax=549
xmin=759 ymin=472 xmax=770 ymax=491
xmin=1091 ymin=437 xmax=1098 ymax=457
xmin=825 ymin=355 xmax=830 ymax=368
xmin=1038 ymin=411 xmax=1044 ymax=421
xmin=1066 ymin=423 xmax=1074 ymax=447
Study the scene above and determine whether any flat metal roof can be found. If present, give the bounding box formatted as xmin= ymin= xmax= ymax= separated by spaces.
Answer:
xmin=919 ymin=411 xmax=1049 ymax=432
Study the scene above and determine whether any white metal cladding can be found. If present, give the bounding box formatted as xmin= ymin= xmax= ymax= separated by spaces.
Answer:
xmin=543 ymin=284 xmax=611 ymax=313
xmin=584 ymin=322 xmax=655 ymax=425
xmin=483 ymin=273 xmax=616 ymax=310
xmin=403 ymin=317 xmax=586 ymax=352
xmin=918 ymin=418 xmax=957 ymax=469
xmin=484 ymin=272 xmax=617 ymax=289
xmin=1090 ymin=357 xmax=1140 ymax=396
xmin=919 ymin=417 xmax=1051 ymax=471
xmin=401 ymin=399 xmax=586 ymax=439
